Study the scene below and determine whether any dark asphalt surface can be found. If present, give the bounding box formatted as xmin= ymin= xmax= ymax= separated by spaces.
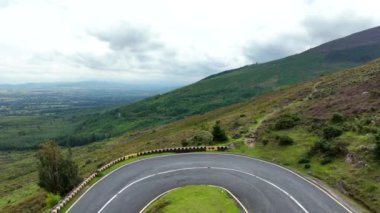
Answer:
xmin=68 ymin=153 xmax=352 ymax=213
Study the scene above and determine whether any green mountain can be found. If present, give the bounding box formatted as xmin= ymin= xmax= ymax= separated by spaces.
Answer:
xmin=3 ymin=57 xmax=380 ymax=212
xmin=64 ymin=26 xmax=380 ymax=146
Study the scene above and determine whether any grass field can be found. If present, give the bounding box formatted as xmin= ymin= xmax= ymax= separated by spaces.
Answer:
xmin=143 ymin=185 xmax=240 ymax=213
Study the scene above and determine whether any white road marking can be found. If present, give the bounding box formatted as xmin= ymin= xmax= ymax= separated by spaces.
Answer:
xmin=97 ymin=167 xmax=309 ymax=213
xmin=211 ymin=153 xmax=354 ymax=213
xmin=212 ymin=167 xmax=309 ymax=213
xmin=67 ymin=154 xmax=175 ymax=213
xmin=69 ymin=153 xmax=353 ymax=213
xmin=138 ymin=188 xmax=178 ymax=213
xmin=208 ymin=185 xmax=249 ymax=213
xmin=138 ymin=185 xmax=249 ymax=213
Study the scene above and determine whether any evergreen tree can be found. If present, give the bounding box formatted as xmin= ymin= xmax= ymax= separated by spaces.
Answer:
xmin=57 ymin=148 xmax=80 ymax=195
xmin=37 ymin=141 xmax=80 ymax=195
xmin=212 ymin=121 xmax=228 ymax=142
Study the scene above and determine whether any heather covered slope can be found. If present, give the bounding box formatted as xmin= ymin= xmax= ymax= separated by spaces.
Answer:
xmin=2 ymin=59 xmax=380 ymax=212
xmin=72 ymin=26 xmax=380 ymax=145
xmin=308 ymin=26 xmax=380 ymax=53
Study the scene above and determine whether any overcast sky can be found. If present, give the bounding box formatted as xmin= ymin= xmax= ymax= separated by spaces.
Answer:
xmin=0 ymin=0 xmax=379 ymax=85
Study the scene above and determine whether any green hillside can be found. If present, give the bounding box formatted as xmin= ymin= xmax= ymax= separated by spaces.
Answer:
xmin=2 ymin=58 xmax=379 ymax=212
xmin=70 ymin=27 xmax=380 ymax=146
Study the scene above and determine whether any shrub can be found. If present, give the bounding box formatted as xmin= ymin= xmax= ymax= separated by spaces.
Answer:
xmin=181 ymin=139 xmax=189 ymax=147
xmin=274 ymin=114 xmax=299 ymax=130
xmin=97 ymin=162 xmax=105 ymax=169
xmin=262 ymin=139 xmax=269 ymax=146
xmin=194 ymin=131 xmax=214 ymax=145
xmin=183 ymin=131 xmax=213 ymax=146
xmin=325 ymin=142 xmax=348 ymax=157
xmin=298 ymin=157 xmax=310 ymax=164
xmin=313 ymin=140 xmax=332 ymax=153
xmin=276 ymin=135 xmax=294 ymax=146
xmin=323 ymin=126 xmax=343 ymax=140
xmin=96 ymin=171 xmax=104 ymax=178
xmin=321 ymin=157 xmax=333 ymax=165
xmin=85 ymin=159 xmax=92 ymax=165
xmin=212 ymin=121 xmax=228 ymax=142
xmin=331 ymin=113 xmax=345 ymax=123
xmin=304 ymin=164 xmax=311 ymax=169
xmin=375 ymin=133 xmax=380 ymax=159
xmin=45 ymin=193 xmax=61 ymax=208
xmin=308 ymin=140 xmax=347 ymax=163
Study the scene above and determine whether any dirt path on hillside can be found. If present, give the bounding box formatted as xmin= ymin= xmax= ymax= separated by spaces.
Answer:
xmin=305 ymin=81 xmax=321 ymax=101
xmin=244 ymin=81 xmax=321 ymax=148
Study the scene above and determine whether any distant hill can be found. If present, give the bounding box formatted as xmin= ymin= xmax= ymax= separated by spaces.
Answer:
xmin=62 ymin=26 xmax=380 ymax=146
xmin=308 ymin=26 xmax=380 ymax=53
xmin=306 ymin=26 xmax=380 ymax=63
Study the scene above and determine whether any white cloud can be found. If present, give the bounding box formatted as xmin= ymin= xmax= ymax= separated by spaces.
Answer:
xmin=0 ymin=0 xmax=379 ymax=84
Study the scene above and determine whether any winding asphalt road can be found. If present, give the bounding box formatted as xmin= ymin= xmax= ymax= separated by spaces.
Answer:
xmin=68 ymin=153 xmax=353 ymax=213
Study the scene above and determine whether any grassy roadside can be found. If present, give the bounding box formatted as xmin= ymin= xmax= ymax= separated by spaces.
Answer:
xmin=143 ymin=185 xmax=240 ymax=213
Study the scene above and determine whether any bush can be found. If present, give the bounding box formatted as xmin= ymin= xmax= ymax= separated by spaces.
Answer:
xmin=194 ymin=131 xmax=214 ymax=145
xmin=298 ymin=157 xmax=310 ymax=164
xmin=181 ymin=139 xmax=189 ymax=147
xmin=212 ymin=121 xmax=228 ymax=142
xmin=183 ymin=131 xmax=213 ymax=146
xmin=325 ymin=142 xmax=347 ymax=157
xmin=45 ymin=193 xmax=61 ymax=208
xmin=375 ymin=133 xmax=380 ymax=159
xmin=321 ymin=157 xmax=333 ymax=165
xmin=331 ymin=113 xmax=345 ymax=123
xmin=304 ymin=164 xmax=311 ymax=169
xmin=312 ymin=140 xmax=332 ymax=154
xmin=195 ymin=132 xmax=213 ymax=145
xmin=262 ymin=139 xmax=269 ymax=146
xmin=308 ymin=140 xmax=347 ymax=162
xmin=276 ymin=135 xmax=294 ymax=146
xmin=323 ymin=126 xmax=343 ymax=140
xmin=96 ymin=171 xmax=104 ymax=178
xmin=274 ymin=114 xmax=299 ymax=130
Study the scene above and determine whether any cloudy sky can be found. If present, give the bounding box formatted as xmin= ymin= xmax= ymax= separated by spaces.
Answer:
xmin=0 ymin=0 xmax=379 ymax=85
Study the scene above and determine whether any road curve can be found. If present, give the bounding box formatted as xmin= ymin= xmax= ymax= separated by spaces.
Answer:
xmin=68 ymin=153 xmax=353 ymax=213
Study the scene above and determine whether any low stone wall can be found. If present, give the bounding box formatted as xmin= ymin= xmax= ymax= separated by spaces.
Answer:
xmin=50 ymin=145 xmax=228 ymax=213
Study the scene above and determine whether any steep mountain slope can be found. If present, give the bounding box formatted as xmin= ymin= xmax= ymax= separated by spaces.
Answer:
xmin=3 ymin=58 xmax=379 ymax=212
xmin=66 ymin=26 xmax=380 ymax=146
xmin=308 ymin=26 xmax=380 ymax=53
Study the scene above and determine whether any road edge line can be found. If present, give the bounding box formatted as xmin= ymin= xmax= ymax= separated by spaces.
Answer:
xmin=138 ymin=185 xmax=249 ymax=213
